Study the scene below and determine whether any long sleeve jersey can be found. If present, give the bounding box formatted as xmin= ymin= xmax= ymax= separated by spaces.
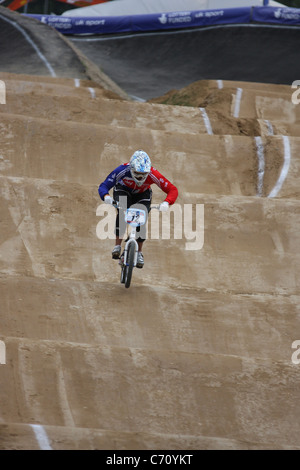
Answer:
xmin=98 ymin=163 xmax=178 ymax=205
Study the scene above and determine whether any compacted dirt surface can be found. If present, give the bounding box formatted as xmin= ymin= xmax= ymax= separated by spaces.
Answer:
xmin=0 ymin=6 xmax=300 ymax=451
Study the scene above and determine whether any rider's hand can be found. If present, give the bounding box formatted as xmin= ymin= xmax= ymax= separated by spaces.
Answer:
xmin=104 ymin=195 xmax=113 ymax=205
xmin=159 ymin=201 xmax=169 ymax=212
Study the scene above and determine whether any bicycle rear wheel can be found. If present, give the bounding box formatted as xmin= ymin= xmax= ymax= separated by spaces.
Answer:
xmin=125 ymin=242 xmax=135 ymax=288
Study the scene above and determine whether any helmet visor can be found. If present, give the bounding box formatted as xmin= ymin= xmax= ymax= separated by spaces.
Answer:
xmin=132 ymin=170 xmax=148 ymax=183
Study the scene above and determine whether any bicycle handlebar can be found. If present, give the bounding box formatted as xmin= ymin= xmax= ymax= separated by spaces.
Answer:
xmin=112 ymin=200 xmax=160 ymax=211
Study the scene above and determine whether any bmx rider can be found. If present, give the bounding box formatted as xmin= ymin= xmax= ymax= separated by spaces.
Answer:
xmin=98 ymin=150 xmax=178 ymax=268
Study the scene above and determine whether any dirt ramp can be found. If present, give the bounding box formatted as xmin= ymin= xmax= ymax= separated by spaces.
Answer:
xmin=0 ymin=7 xmax=129 ymax=99
xmin=71 ymin=25 xmax=300 ymax=101
xmin=0 ymin=7 xmax=86 ymax=79
xmin=1 ymin=70 xmax=300 ymax=450
xmin=149 ymin=79 xmax=299 ymax=137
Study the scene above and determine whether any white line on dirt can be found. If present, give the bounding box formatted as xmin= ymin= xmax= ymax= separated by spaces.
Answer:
xmin=88 ymin=87 xmax=96 ymax=99
xmin=129 ymin=95 xmax=146 ymax=102
xmin=30 ymin=424 xmax=52 ymax=450
xmin=217 ymin=79 xmax=223 ymax=89
xmin=0 ymin=15 xmax=56 ymax=77
xmin=199 ymin=107 xmax=213 ymax=135
xmin=268 ymin=135 xmax=291 ymax=198
xmin=264 ymin=119 xmax=274 ymax=136
xmin=233 ymin=87 xmax=243 ymax=118
xmin=255 ymin=136 xmax=265 ymax=197
xmin=74 ymin=78 xmax=80 ymax=87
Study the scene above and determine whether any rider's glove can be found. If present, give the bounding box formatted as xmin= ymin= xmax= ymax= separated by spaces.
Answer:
xmin=104 ymin=195 xmax=113 ymax=205
xmin=159 ymin=201 xmax=169 ymax=212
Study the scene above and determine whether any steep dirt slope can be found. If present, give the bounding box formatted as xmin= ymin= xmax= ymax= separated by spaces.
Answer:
xmin=69 ymin=24 xmax=300 ymax=101
xmin=0 ymin=6 xmax=130 ymax=100
xmin=0 ymin=71 xmax=300 ymax=450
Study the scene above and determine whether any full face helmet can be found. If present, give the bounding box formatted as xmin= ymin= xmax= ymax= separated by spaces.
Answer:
xmin=130 ymin=150 xmax=151 ymax=186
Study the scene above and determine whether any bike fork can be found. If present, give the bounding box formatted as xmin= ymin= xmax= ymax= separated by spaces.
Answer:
xmin=123 ymin=238 xmax=138 ymax=267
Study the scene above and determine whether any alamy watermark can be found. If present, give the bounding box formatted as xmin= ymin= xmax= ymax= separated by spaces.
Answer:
xmin=0 ymin=340 xmax=6 ymax=365
xmin=96 ymin=200 xmax=204 ymax=251
xmin=0 ymin=80 xmax=6 ymax=105
xmin=291 ymin=340 xmax=300 ymax=365
xmin=291 ymin=80 xmax=300 ymax=105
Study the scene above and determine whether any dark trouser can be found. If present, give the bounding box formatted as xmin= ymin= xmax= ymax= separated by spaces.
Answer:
xmin=113 ymin=184 xmax=152 ymax=242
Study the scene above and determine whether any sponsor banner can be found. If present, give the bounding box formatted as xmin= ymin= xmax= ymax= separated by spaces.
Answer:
xmin=26 ymin=7 xmax=251 ymax=35
xmin=26 ymin=13 xmax=131 ymax=34
xmin=132 ymin=8 xmax=251 ymax=33
xmin=253 ymin=6 xmax=300 ymax=25
xmin=24 ymin=6 xmax=300 ymax=35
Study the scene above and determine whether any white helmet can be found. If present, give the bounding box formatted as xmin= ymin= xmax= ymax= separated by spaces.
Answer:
xmin=130 ymin=150 xmax=151 ymax=186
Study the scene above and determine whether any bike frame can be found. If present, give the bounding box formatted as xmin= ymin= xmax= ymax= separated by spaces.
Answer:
xmin=123 ymin=225 xmax=139 ymax=267
xmin=112 ymin=200 xmax=159 ymax=288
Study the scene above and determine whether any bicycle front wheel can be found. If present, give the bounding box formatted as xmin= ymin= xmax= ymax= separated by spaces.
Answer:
xmin=120 ymin=263 xmax=126 ymax=284
xmin=125 ymin=242 xmax=135 ymax=288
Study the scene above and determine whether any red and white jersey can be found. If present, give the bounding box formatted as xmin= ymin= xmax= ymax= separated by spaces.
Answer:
xmin=99 ymin=163 xmax=178 ymax=205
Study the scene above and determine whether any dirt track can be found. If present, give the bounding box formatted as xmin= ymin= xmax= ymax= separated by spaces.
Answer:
xmin=0 ymin=7 xmax=300 ymax=451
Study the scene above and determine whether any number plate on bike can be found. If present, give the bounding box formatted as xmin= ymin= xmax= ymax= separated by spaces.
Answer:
xmin=125 ymin=208 xmax=146 ymax=227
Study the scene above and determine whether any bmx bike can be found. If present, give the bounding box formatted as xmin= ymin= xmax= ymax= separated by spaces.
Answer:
xmin=113 ymin=201 xmax=158 ymax=289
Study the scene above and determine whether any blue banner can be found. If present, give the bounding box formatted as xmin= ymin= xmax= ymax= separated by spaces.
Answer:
xmin=131 ymin=8 xmax=252 ymax=32
xmin=25 ymin=6 xmax=300 ymax=36
xmin=26 ymin=14 xmax=132 ymax=34
xmin=252 ymin=6 xmax=300 ymax=25
xmin=26 ymin=7 xmax=251 ymax=35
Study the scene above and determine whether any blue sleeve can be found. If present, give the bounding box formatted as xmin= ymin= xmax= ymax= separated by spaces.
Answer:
xmin=98 ymin=164 xmax=127 ymax=200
